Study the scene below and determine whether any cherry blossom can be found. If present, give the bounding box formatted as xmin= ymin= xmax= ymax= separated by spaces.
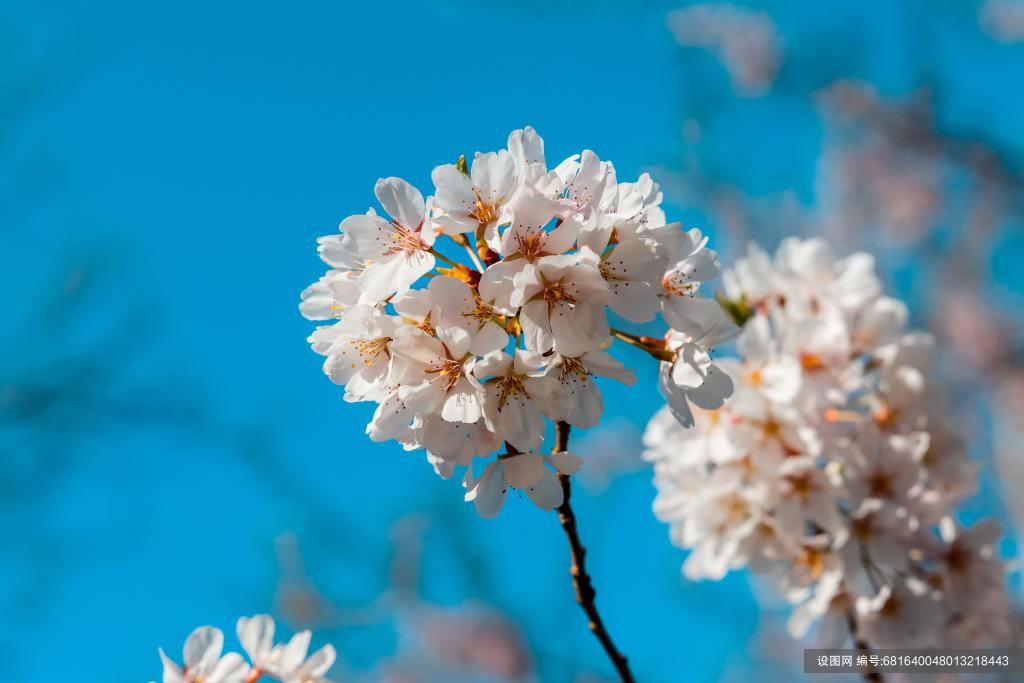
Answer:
xmin=300 ymin=127 xmax=734 ymax=517
xmin=645 ymin=236 xmax=1013 ymax=652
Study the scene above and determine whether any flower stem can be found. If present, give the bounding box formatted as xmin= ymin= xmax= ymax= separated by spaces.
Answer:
xmin=428 ymin=247 xmax=460 ymax=268
xmin=446 ymin=232 xmax=485 ymax=272
xmin=610 ymin=327 xmax=674 ymax=362
xmin=553 ymin=421 xmax=636 ymax=683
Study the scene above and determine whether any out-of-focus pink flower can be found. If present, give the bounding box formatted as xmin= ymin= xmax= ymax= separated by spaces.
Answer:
xmin=416 ymin=605 xmax=532 ymax=678
xmin=668 ymin=4 xmax=782 ymax=96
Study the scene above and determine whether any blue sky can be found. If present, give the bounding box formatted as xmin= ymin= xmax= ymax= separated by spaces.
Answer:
xmin=3 ymin=1 xmax=1022 ymax=681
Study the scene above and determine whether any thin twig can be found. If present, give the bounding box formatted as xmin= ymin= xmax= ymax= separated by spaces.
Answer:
xmin=553 ymin=421 xmax=637 ymax=683
xmin=609 ymin=327 xmax=674 ymax=362
xmin=845 ymin=609 xmax=883 ymax=682
xmin=428 ymin=246 xmax=459 ymax=268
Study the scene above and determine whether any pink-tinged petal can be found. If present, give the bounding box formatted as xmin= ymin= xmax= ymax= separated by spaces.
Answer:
xmin=316 ymin=233 xmax=362 ymax=270
xmin=399 ymin=379 xmax=446 ymax=416
xmin=546 ymin=451 xmax=582 ymax=475
xmin=688 ymin=365 xmax=733 ymax=410
xmin=607 ymin=278 xmax=660 ymax=322
xmin=479 ymin=259 xmax=528 ymax=315
xmin=503 ymin=453 xmax=544 ymax=489
xmin=374 ymin=177 xmax=425 ymax=229
xmin=338 ymin=213 xmax=393 ymax=259
xmin=473 ymin=350 xmax=513 ymax=379
xmin=358 ymin=250 xmax=434 ymax=303
xmin=442 ymin=380 xmax=484 ymax=424
xmin=470 ymin=321 xmax=509 ymax=357
xmin=496 ymin=389 xmax=545 ymax=452
xmin=471 ymin=150 xmax=515 ymax=200
xmin=582 ymin=350 xmax=636 ymax=386
xmin=469 ymin=461 xmax=507 ymax=518
xmin=508 ymin=126 xmax=545 ymax=170
xmin=366 ymin=393 xmax=413 ymax=443
xmin=525 ymin=469 xmax=564 ymax=511
xmin=438 ymin=325 xmax=472 ymax=359
xmin=518 ymin=300 xmax=554 ymax=353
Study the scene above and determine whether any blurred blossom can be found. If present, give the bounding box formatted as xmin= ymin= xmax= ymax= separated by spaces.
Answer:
xmin=927 ymin=289 xmax=1016 ymax=378
xmin=980 ymin=0 xmax=1024 ymax=42
xmin=994 ymin=372 xmax=1024 ymax=544
xmin=572 ymin=417 xmax=646 ymax=492
xmin=668 ymin=4 xmax=781 ymax=96
xmin=815 ymin=81 xmax=946 ymax=247
xmin=646 ymin=236 xmax=1014 ymax=650
xmin=270 ymin=512 xmax=555 ymax=681
xmin=411 ymin=605 xmax=533 ymax=679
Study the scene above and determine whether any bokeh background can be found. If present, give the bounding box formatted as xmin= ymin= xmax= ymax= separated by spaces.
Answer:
xmin=4 ymin=1 xmax=1024 ymax=681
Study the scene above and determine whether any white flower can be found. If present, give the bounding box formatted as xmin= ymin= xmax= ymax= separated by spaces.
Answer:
xmin=301 ymin=126 xmax=736 ymax=517
xmin=465 ymin=450 xmax=582 ymax=518
xmin=856 ymin=579 xmax=942 ymax=648
xmin=659 ymin=228 xmax=724 ymax=335
xmin=339 ymin=177 xmax=436 ymax=303
xmin=646 ymin=235 xmax=1012 ymax=648
xmin=597 ymin=234 xmax=665 ymax=323
xmin=389 ymin=327 xmax=488 ymax=424
xmin=659 ymin=343 xmax=733 ymax=429
xmin=513 ymin=248 xmax=612 ymax=356
xmin=237 ymin=615 xmax=336 ymax=683
xmin=474 ymin=349 xmax=562 ymax=452
xmin=425 ymin=275 xmax=509 ymax=357
xmin=734 ymin=316 xmax=801 ymax=403
xmin=308 ymin=305 xmax=399 ymax=403
xmin=299 ymin=270 xmax=361 ymax=321
xmin=431 ymin=148 xmax=516 ymax=239
xmin=158 ymin=627 xmax=249 ymax=683
xmin=419 ymin=413 xmax=501 ymax=466
xmin=549 ymin=350 xmax=636 ymax=428
xmin=477 ymin=183 xmax=578 ymax=313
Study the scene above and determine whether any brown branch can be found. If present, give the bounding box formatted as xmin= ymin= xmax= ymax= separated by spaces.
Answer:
xmin=845 ymin=609 xmax=883 ymax=682
xmin=553 ymin=421 xmax=637 ymax=683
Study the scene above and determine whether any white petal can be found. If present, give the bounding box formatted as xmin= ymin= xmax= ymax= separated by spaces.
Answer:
xmin=236 ymin=615 xmax=274 ymax=663
xmin=207 ymin=653 xmax=250 ymax=683
xmin=525 ymin=469 xmax=564 ymax=510
xmin=159 ymin=648 xmax=185 ymax=683
xmin=296 ymin=644 xmax=336 ymax=678
xmin=547 ymin=451 xmax=583 ymax=474
xmin=469 ymin=461 xmax=507 ymax=518
xmin=503 ymin=452 xmax=545 ymax=489
xmin=470 ymin=320 xmax=509 ymax=357
xmin=358 ymin=250 xmax=434 ymax=302
xmin=374 ymin=177 xmax=425 ymax=229
xmin=183 ymin=626 xmax=223 ymax=671
xmin=276 ymin=630 xmax=312 ymax=674
xmin=473 ymin=350 xmax=513 ymax=379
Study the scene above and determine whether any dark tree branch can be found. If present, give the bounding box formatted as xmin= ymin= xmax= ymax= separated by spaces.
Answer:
xmin=553 ymin=421 xmax=636 ymax=683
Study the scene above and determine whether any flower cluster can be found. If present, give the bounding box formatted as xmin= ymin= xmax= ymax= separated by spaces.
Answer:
xmin=156 ymin=615 xmax=335 ymax=683
xmin=644 ymin=237 xmax=1012 ymax=649
xmin=300 ymin=127 xmax=735 ymax=517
